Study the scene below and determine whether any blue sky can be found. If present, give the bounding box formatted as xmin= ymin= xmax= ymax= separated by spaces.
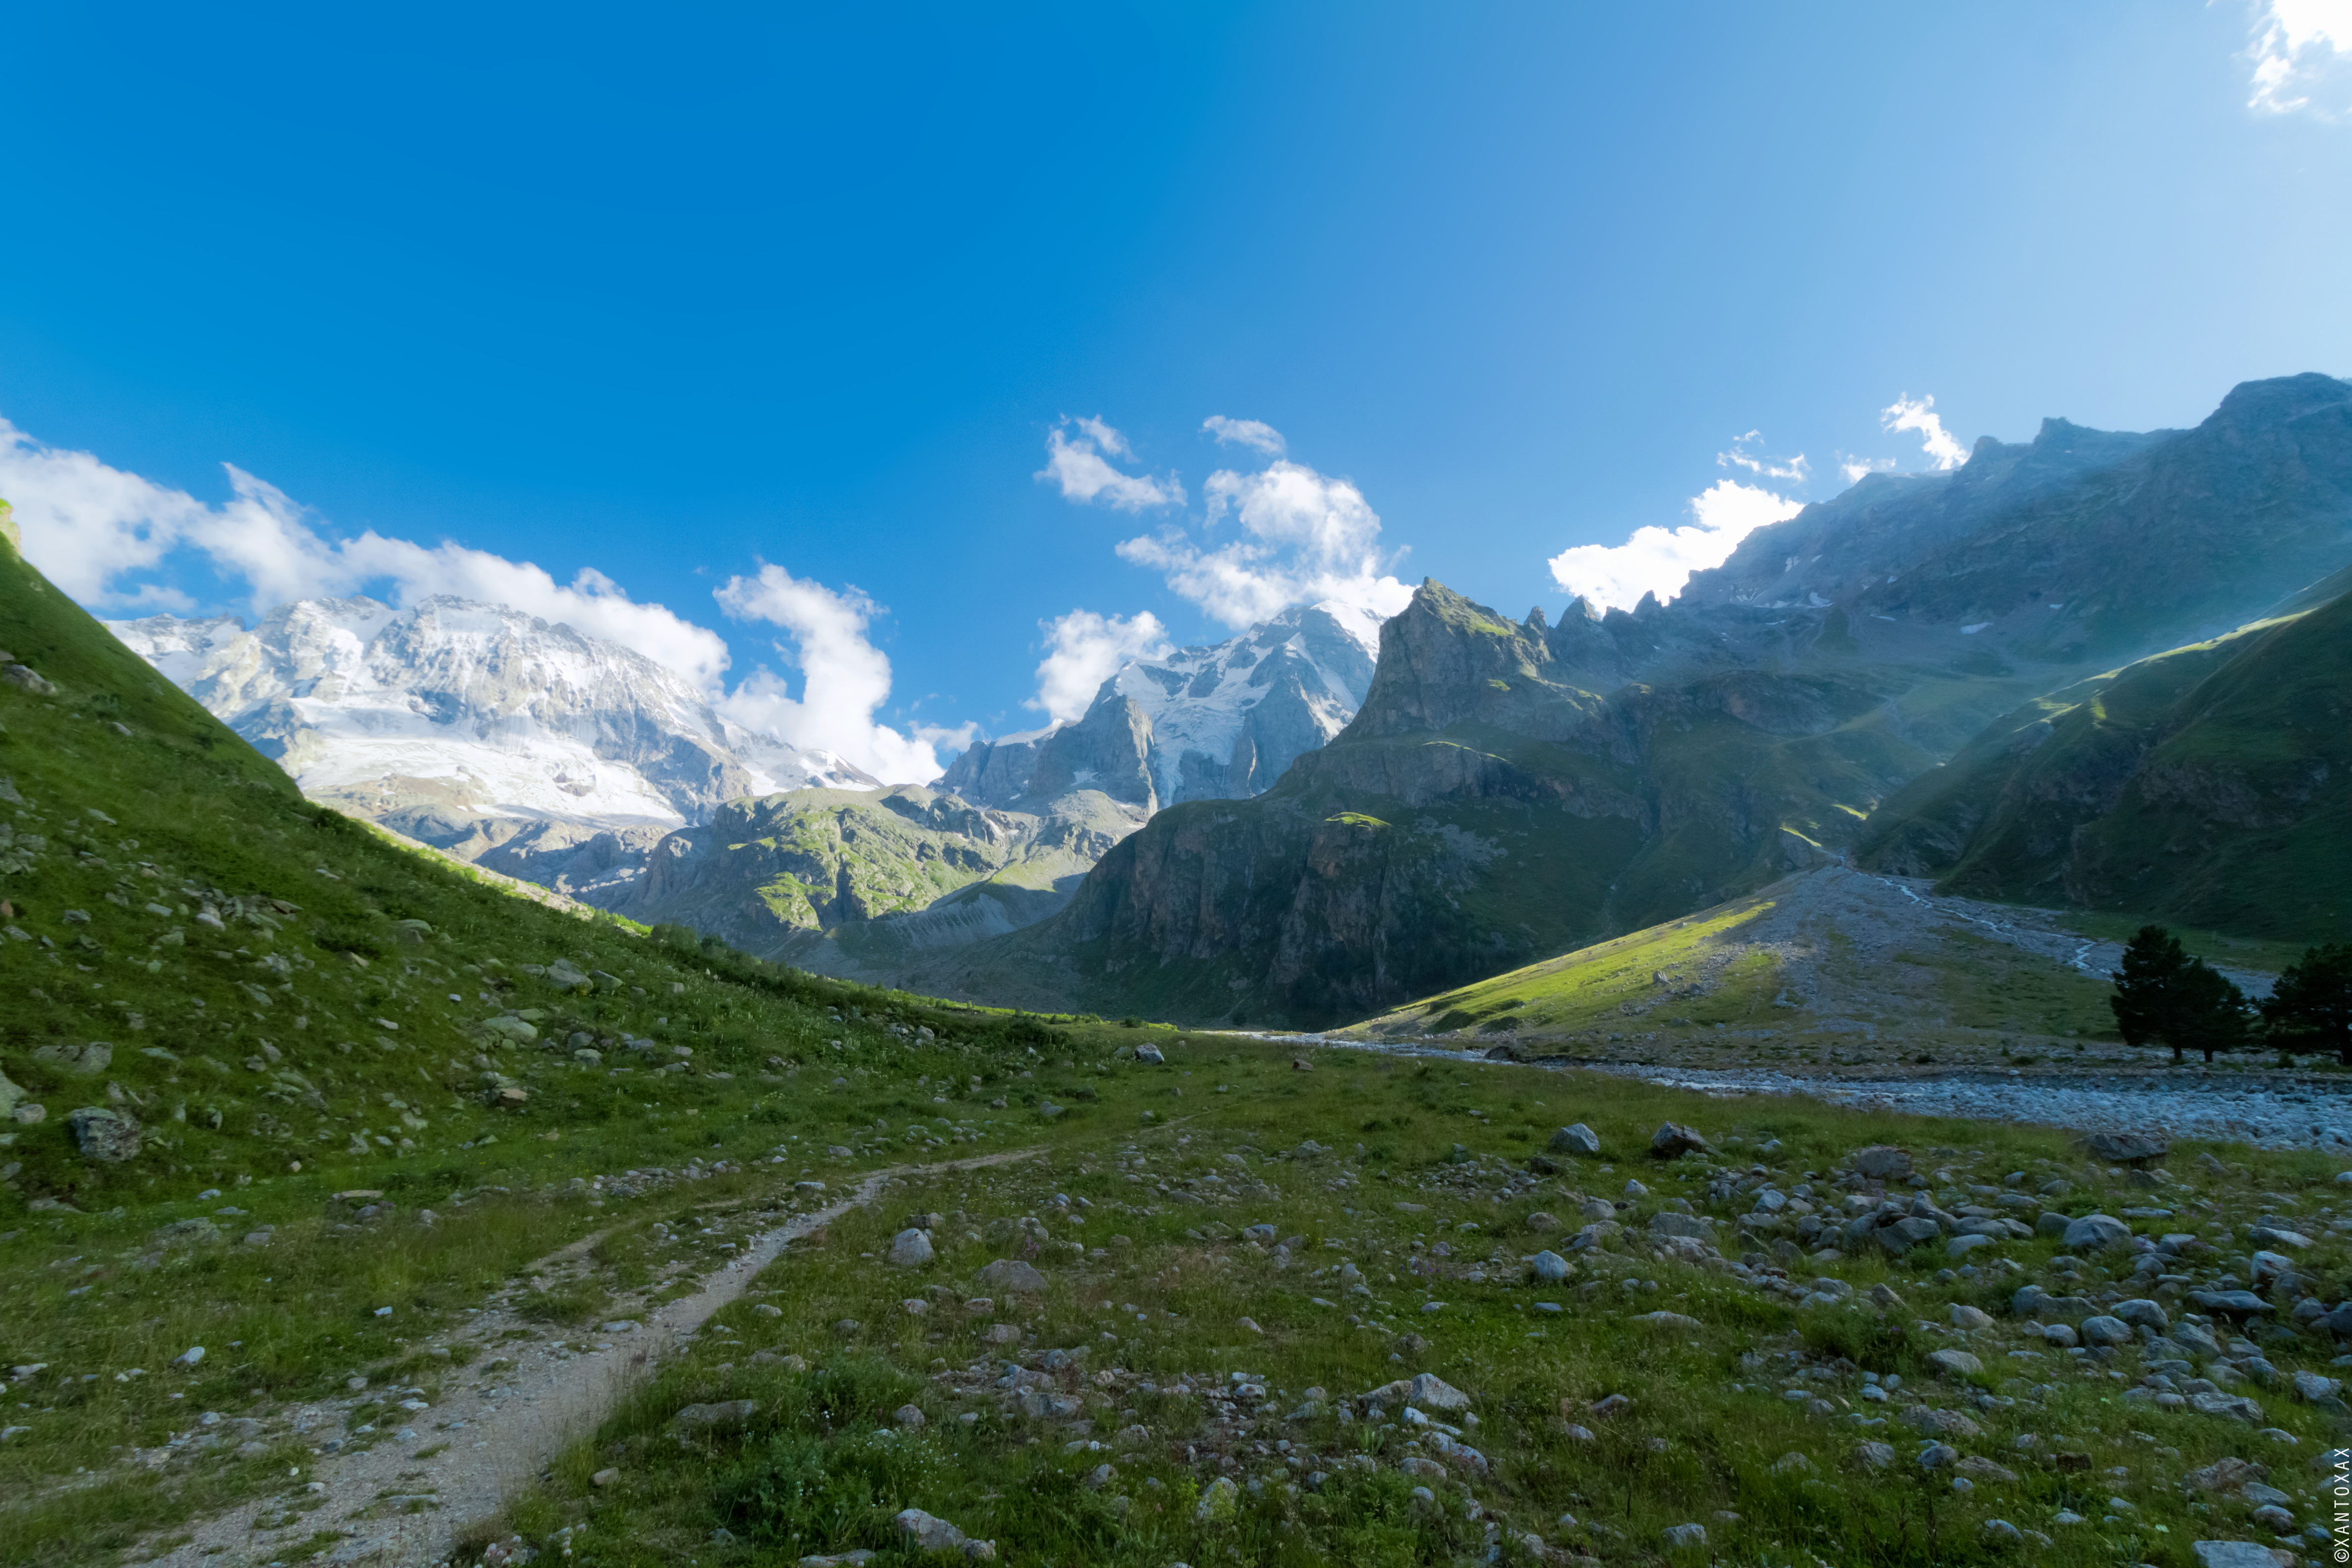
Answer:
xmin=3 ymin=2 xmax=2350 ymax=778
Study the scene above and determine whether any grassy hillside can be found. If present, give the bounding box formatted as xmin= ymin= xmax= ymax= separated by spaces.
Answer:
xmin=1340 ymin=866 xmax=2128 ymax=1071
xmin=1861 ymin=590 xmax=2352 ymax=943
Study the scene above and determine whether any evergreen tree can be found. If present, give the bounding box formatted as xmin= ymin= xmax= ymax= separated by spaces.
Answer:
xmin=2111 ymin=925 xmax=2191 ymax=1060
xmin=2172 ymin=958 xmax=2252 ymax=1064
xmin=2263 ymin=943 xmax=2352 ymax=1065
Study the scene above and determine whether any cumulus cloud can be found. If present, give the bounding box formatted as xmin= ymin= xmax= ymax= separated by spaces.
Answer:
xmin=1718 ymin=431 xmax=1808 ymax=484
xmin=1547 ymin=479 xmax=1804 ymax=612
xmin=1035 ymin=418 xmax=1183 ymax=511
xmin=1115 ymin=456 xmax=1415 ymax=628
xmin=0 ymin=415 xmax=963 ymax=781
xmin=1026 ymin=608 xmax=1171 ymax=725
xmin=2248 ymin=0 xmax=2352 ymax=116
xmin=1882 ymin=394 xmax=1969 ymax=470
xmin=713 ymin=564 xmax=973 ymax=782
xmin=1201 ymin=415 xmax=1286 ymax=456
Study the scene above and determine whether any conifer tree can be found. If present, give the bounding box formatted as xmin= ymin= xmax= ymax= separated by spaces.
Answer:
xmin=2263 ymin=943 xmax=2352 ymax=1065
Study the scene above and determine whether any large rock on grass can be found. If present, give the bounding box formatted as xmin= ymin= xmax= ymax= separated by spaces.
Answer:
xmin=69 ymin=1106 xmax=141 ymax=1161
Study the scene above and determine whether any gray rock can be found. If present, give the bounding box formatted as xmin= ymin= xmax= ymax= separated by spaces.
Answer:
xmin=1410 ymin=1373 xmax=1471 ymax=1411
xmin=1650 ymin=1122 xmax=1710 ymax=1159
xmin=1850 ymin=1440 xmax=1897 ymax=1470
xmin=1850 ymin=1145 xmax=1911 ymax=1181
xmin=2186 ymin=1391 xmax=2265 ymax=1423
xmin=2189 ymin=1289 xmax=2274 ymax=1320
xmin=34 ymin=1041 xmax=112 ymax=1076
xmin=1916 ymin=1442 xmax=1960 ymax=1469
xmin=152 ymin=1219 xmax=223 ymax=1248
xmin=1648 ymin=1213 xmax=1716 ymax=1241
xmin=1904 ymin=1407 xmax=1982 ymax=1438
xmin=1133 ymin=1043 xmax=1165 ymax=1065
xmin=1529 ymin=1250 xmax=1570 ymax=1282
xmin=2294 ymin=1370 xmax=2344 ymax=1403
xmin=1925 ymin=1349 xmax=1984 ymax=1377
xmin=2078 ymin=1315 xmax=2132 ymax=1348
xmin=893 ymin=1507 xmax=996 ymax=1561
xmin=671 ymin=1400 xmax=760 ymax=1433
xmin=2112 ymin=1298 xmax=2169 ymax=1331
xmin=974 ymin=1258 xmax=1047 ymax=1294
xmin=2249 ymin=1225 xmax=2311 ymax=1250
xmin=2190 ymin=1545 xmax=2294 ymax=1568
xmin=2082 ymin=1130 xmax=2169 ymax=1167
xmin=1662 ymin=1523 xmax=1707 ymax=1551
xmin=1874 ymin=1216 xmax=1943 ymax=1255
xmin=69 ymin=1106 xmax=141 ymax=1161
xmin=2061 ymin=1214 xmax=2132 ymax=1251
xmin=1949 ymin=1304 xmax=1993 ymax=1330
xmin=1548 ymin=1124 xmax=1601 ymax=1156
xmin=888 ymin=1228 xmax=935 ymax=1267
xmin=2034 ymin=1211 xmax=2071 ymax=1237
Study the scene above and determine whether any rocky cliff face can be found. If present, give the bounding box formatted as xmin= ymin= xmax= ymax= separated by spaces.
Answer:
xmin=109 ymin=595 xmax=876 ymax=899
xmin=939 ymin=600 xmax=1382 ymax=811
xmin=914 ymin=375 xmax=2352 ymax=1026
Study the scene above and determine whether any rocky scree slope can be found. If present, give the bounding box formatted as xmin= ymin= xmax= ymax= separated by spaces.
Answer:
xmin=108 ymin=595 xmax=876 ymax=904
xmin=919 ymin=375 xmax=2352 ymax=1028
xmin=940 ymin=599 xmax=1381 ymax=812
xmin=1860 ymin=582 xmax=2352 ymax=943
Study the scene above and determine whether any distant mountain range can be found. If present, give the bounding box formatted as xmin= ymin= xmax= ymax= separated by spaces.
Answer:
xmin=105 ymin=374 xmax=2352 ymax=1028
xmin=893 ymin=373 xmax=2352 ymax=1024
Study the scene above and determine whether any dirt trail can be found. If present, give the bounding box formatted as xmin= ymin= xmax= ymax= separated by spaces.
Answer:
xmin=145 ymin=1147 xmax=1042 ymax=1568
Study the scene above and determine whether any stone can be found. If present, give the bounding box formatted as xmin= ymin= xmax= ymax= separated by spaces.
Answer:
xmin=1851 ymin=1441 xmax=1897 ymax=1470
xmin=2249 ymin=1225 xmax=2311 ymax=1250
xmin=2189 ymin=1289 xmax=2274 ymax=1320
xmin=591 ymin=1468 xmax=620 ymax=1486
xmin=894 ymin=1404 xmax=926 ymax=1429
xmin=1194 ymin=1475 xmax=1238 ymax=1521
xmin=1874 ymin=1216 xmax=1943 ymax=1255
xmin=1905 ymin=1407 xmax=1983 ymax=1439
xmin=1850 ymin=1145 xmax=1912 ymax=1181
xmin=1925 ymin=1349 xmax=1983 ymax=1378
xmin=1633 ymin=1311 xmax=1702 ymax=1333
xmin=2186 ymin=1392 xmax=2265 ymax=1423
xmin=1916 ymin=1443 xmax=1960 ymax=1469
xmin=888 ymin=1228 xmax=935 ymax=1267
xmin=2293 ymin=1370 xmax=2344 ymax=1403
xmin=1981 ymin=1519 xmax=2022 ymax=1543
xmin=1528 ymin=1249 xmax=1571 ymax=1283
xmin=2081 ymin=1130 xmax=2169 ymax=1167
xmin=1956 ymin=1456 xmax=2018 ymax=1483
xmin=2190 ymin=1545 xmax=2295 ymax=1568
xmin=974 ymin=1258 xmax=1047 ymax=1293
xmin=1647 ymin=1213 xmax=1716 ymax=1243
xmin=1410 ymin=1373 xmax=1471 ymax=1411
xmin=1946 ymin=1233 xmax=1996 ymax=1259
xmin=1549 ymin=1124 xmax=1602 ymax=1156
xmin=1769 ymin=1451 xmax=1813 ymax=1474
xmin=1949 ymin=1304 xmax=1993 ymax=1330
xmin=1134 ymin=1043 xmax=1165 ymax=1065
xmin=1651 ymin=1123 xmax=1710 ymax=1159
xmin=69 ymin=1106 xmax=141 ymax=1161
xmin=2061 ymin=1214 xmax=2131 ymax=1251
xmin=2034 ymin=1211 xmax=2071 ymax=1237
xmin=894 ymin=1507 xmax=996 ymax=1560
xmin=34 ymin=1041 xmax=112 ymax=1076
xmin=2184 ymin=1457 xmax=2268 ymax=1491
xmin=1662 ymin=1523 xmax=1707 ymax=1551
xmin=671 ymin=1400 xmax=760 ymax=1433
xmin=2078 ymin=1315 xmax=2132 ymax=1348
xmin=2112 ymin=1298 xmax=2169 ymax=1331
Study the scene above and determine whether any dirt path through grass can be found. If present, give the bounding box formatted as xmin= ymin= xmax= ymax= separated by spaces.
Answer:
xmin=144 ymin=1147 xmax=1044 ymax=1568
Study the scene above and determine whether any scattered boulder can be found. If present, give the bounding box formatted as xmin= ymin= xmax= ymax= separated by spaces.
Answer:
xmin=1194 ymin=1475 xmax=1238 ymax=1522
xmin=1924 ymin=1349 xmax=1984 ymax=1378
xmin=1548 ymin=1124 xmax=1602 ymax=1156
xmin=974 ymin=1259 xmax=1047 ymax=1294
xmin=1648 ymin=1213 xmax=1717 ymax=1243
xmin=1530 ymin=1250 xmax=1570 ymax=1283
xmin=34 ymin=1042 xmax=112 ymax=1076
xmin=2112 ymin=1298 xmax=2169 ymax=1332
xmin=1850 ymin=1441 xmax=1897 ymax=1470
xmin=69 ymin=1106 xmax=141 ymax=1162
xmin=1134 ymin=1043 xmax=1165 ymax=1065
xmin=2080 ymin=1130 xmax=2169 ymax=1167
xmin=893 ymin=1507 xmax=996 ymax=1560
xmin=1850 ymin=1145 xmax=1911 ymax=1181
xmin=2078 ymin=1315 xmax=2132 ymax=1348
xmin=2189 ymin=1545 xmax=2295 ymax=1568
xmin=1650 ymin=1123 xmax=1710 ymax=1159
xmin=671 ymin=1400 xmax=760 ymax=1434
xmin=1662 ymin=1523 xmax=1707 ymax=1551
xmin=888 ymin=1228 xmax=935 ymax=1267
xmin=1904 ymin=1407 xmax=1983 ymax=1439
xmin=2061 ymin=1214 xmax=2132 ymax=1252
xmin=1949 ymin=1304 xmax=1993 ymax=1330
xmin=1633 ymin=1311 xmax=1702 ymax=1333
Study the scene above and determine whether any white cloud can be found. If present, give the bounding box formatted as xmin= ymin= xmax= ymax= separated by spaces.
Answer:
xmin=1547 ymin=479 xmax=1804 ymax=612
xmin=1838 ymin=454 xmax=1899 ymax=487
xmin=1717 ymin=431 xmax=1808 ymax=484
xmin=1882 ymin=394 xmax=1969 ymax=470
xmin=713 ymin=564 xmax=972 ymax=782
xmin=1027 ymin=608 xmax=1171 ymax=725
xmin=2249 ymin=0 xmax=2352 ymax=116
xmin=0 ymin=415 xmax=967 ymax=781
xmin=1035 ymin=419 xmax=1183 ymax=511
xmin=1115 ymin=456 xmax=1414 ymax=628
xmin=1201 ymin=415 xmax=1286 ymax=456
